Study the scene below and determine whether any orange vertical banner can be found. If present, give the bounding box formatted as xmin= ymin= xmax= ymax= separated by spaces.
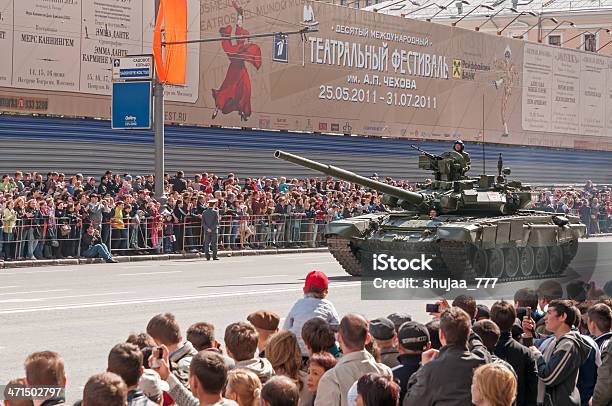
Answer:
xmin=153 ymin=0 xmax=187 ymax=85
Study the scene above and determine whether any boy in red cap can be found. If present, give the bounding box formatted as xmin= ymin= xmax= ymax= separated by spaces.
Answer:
xmin=283 ymin=270 xmax=340 ymax=356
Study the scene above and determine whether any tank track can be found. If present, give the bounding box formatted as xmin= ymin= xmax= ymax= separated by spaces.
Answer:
xmin=438 ymin=241 xmax=477 ymax=280
xmin=327 ymin=236 xmax=364 ymax=276
xmin=439 ymin=240 xmax=579 ymax=284
xmin=327 ymin=236 xmax=580 ymax=283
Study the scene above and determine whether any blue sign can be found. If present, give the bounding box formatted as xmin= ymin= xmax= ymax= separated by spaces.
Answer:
xmin=112 ymin=81 xmax=152 ymax=130
xmin=119 ymin=67 xmax=151 ymax=79
xmin=112 ymin=56 xmax=154 ymax=81
xmin=272 ymin=33 xmax=288 ymax=63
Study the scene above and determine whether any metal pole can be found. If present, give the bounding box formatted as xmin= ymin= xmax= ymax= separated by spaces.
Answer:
xmin=482 ymin=92 xmax=485 ymax=174
xmin=154 ymin=0 xmax=166 ymax=205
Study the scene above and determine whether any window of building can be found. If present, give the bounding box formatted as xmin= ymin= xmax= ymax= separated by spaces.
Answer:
xmin=548 ymin=35 xmax=562 ymax=46
xmin=584 ymin=33 xmax=597 ymax=52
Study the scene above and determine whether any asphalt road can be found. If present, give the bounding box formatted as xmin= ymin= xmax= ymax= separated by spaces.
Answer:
xmin=1 ymin=237 xmax=610 ymax=401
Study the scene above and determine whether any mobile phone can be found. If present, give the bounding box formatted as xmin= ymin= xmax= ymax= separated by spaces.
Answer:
xmin=426 ymin=303 xmax=439 ymax=313
xmin=151 ymin=347 xmax=163 ymax=369
xmin=526 ymin=307 xmax=531 ymax=317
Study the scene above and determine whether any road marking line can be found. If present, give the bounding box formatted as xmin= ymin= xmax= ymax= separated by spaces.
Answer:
xmin=0 ymin=269 xmax=76 ymax=276
xmin=0 ymin=286 xmax=19 ymax=289
xmin=39 ymin=291 xmax=134 ymax=301
xmin=241 ymin=274 xmax=289 ymax=279
xmin=305 ymin=261 xmax=339 ymax=265
xmin=119 ymin=271 xmax=183 ymax=276
xmin=0 ymin=292 xmax=133 ymax=303
xmin=0 ymin=289 xmax=69 ymax=296
xmin=0 ymin=282 xmax=362 ymax=314
xmin=0 ymin=299 xmax=44 ymax=303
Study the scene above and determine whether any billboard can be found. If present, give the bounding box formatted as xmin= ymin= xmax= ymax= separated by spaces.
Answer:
xmin=0 ymin=0 xmax=199 ymax=100
xmin=1 ymin=0 xmax=612 ymax=151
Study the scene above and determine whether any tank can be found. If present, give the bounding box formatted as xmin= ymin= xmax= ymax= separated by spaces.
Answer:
xmin=274 ymin=149 xmax=587 ymax=281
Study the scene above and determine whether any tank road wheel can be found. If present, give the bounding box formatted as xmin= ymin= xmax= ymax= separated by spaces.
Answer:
xmin=503 ymin=247 xmax=520 ymax=278
xmin=534 ymin=247 xmax=550 ymax=275
xmin=488 ymin=248 xmax=505 ymax=278
xmin=548 ymin=245 xmax=563 ymax=274
xmin=519 ymin=246 xmax=535 ymax=276
xmin=472 ymin=248 xmax=488 ymax=277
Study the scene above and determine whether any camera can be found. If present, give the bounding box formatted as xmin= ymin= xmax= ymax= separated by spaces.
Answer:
xmin=426 ymin=303 xmax=440 ymax=313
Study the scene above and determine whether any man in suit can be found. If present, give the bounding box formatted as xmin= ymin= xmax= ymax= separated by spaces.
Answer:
xmin=202 ymin=199 xmax=220 ymax=260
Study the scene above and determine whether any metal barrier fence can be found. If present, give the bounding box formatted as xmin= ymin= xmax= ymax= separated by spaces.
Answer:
xmin=0 ymin=214 xmax=331 ymax=261
xmin=179 ymin=214 xmax=329 ymax=252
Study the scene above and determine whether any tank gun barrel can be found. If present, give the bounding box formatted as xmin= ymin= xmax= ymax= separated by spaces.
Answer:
xmin=274 ymin=150 xmax=425 ymax=206
xmin=409 ymin=144 xmax=441 ymax=160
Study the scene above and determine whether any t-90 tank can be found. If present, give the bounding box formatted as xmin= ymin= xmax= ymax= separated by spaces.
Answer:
xmin=274 ymin=147 xmax=586 ymax=281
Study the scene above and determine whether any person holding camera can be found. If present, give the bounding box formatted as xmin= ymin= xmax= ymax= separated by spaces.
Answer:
xmin=81 ymin=225 xmax=118 ymax=263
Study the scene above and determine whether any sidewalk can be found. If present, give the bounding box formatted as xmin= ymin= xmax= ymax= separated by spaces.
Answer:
xmin=0 ymin=247 xmax=330 ymax=269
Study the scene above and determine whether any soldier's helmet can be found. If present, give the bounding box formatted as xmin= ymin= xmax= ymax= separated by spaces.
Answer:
xmin=453 ymin=140 xmax=465 ymax=152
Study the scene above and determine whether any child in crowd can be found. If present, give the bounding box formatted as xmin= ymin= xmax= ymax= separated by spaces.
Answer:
xmin=283 ymin=270 xmax=340 ymax=356
xmin=163 ymin=213 xmax=176 ymax=253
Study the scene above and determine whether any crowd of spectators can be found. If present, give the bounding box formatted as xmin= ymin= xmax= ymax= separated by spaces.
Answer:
xmin=534 ymin=180 xmax=612 ymax=235
xmin=5 ymin=271 xmax=612 ymax=406
xmin=0 ymin=170 xmax=393 ymax=261
xmin=0 ymin=170 xmax=611 ymax=262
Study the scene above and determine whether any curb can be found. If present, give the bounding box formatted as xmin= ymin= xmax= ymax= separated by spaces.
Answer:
xmin=587 ymin=233 xmax=612 ymax=238
xmin=0 ymin=247 xmax=330 ymax=269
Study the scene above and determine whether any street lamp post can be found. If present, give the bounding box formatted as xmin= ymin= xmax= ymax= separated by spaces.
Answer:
xmin=426 ymin=0 xmax=469 ymax=22
xmin=497 ymin=11 xmax=537 ymax=35
xmin=451 ymin=3 xmax=495 ymax=27
xmin=402 ymin=2 xmax=445 ymax=17
xmin=153 ymin=0 xmax=165 ymax=204
xmin=540 ymin=20 xmax=575 ymax=43
xmin=372 ymin=0 xmax=421 ymax=12
xmin=517 ymin=17 xmax=558 ymax=38
xmin=596 ymin=38 xmax=612 ymax=52
xmin=475 ymin=7 xmax=518 ymax=32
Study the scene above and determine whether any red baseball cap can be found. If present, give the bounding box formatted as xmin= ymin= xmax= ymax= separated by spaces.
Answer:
xmin=304 ymin=270 xmax=328 ymax=290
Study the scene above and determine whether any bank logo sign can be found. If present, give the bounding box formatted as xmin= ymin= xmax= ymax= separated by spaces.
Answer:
xmin=452 ymin=59 xmax=462 ymax=79
xmin=452 ymin=59 xmax=492 ymax=80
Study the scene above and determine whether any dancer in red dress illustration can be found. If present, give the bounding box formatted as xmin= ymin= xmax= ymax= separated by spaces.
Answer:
xmin=212 ymin=1 xmax=262 ymax=122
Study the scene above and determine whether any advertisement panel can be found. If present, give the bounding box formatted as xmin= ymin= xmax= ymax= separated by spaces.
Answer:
xmin=2 ymin=0 xmax=612 ymax=151
xmin=0 ymin=0 xmax=199 ymax=100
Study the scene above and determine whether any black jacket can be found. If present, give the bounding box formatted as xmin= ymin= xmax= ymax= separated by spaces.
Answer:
xmin=536 ymin=331 xmax=591 ymax=406
xmin=403 ymin=344 xmax=486 ymax=406
xmin=81 ymin=233 xmax=102 ymax=252
xmin=494 ymin=331 xmax=538 ymax=406
xmin=595 ymin=332 xmax=612 ymax=351
xmin=392 ymin=353 xmax=421 ymax=404
xmin=172 ymin=177 xmax=187 ymax=193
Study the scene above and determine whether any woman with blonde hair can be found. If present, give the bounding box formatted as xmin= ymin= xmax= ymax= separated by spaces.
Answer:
xmin=225 ymin=369 xmax=261 ymax=406
xmin=265 ymin=330 xmax=314 ymax=406
xmin=471 ymin=363 xmax=517 ymax=406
